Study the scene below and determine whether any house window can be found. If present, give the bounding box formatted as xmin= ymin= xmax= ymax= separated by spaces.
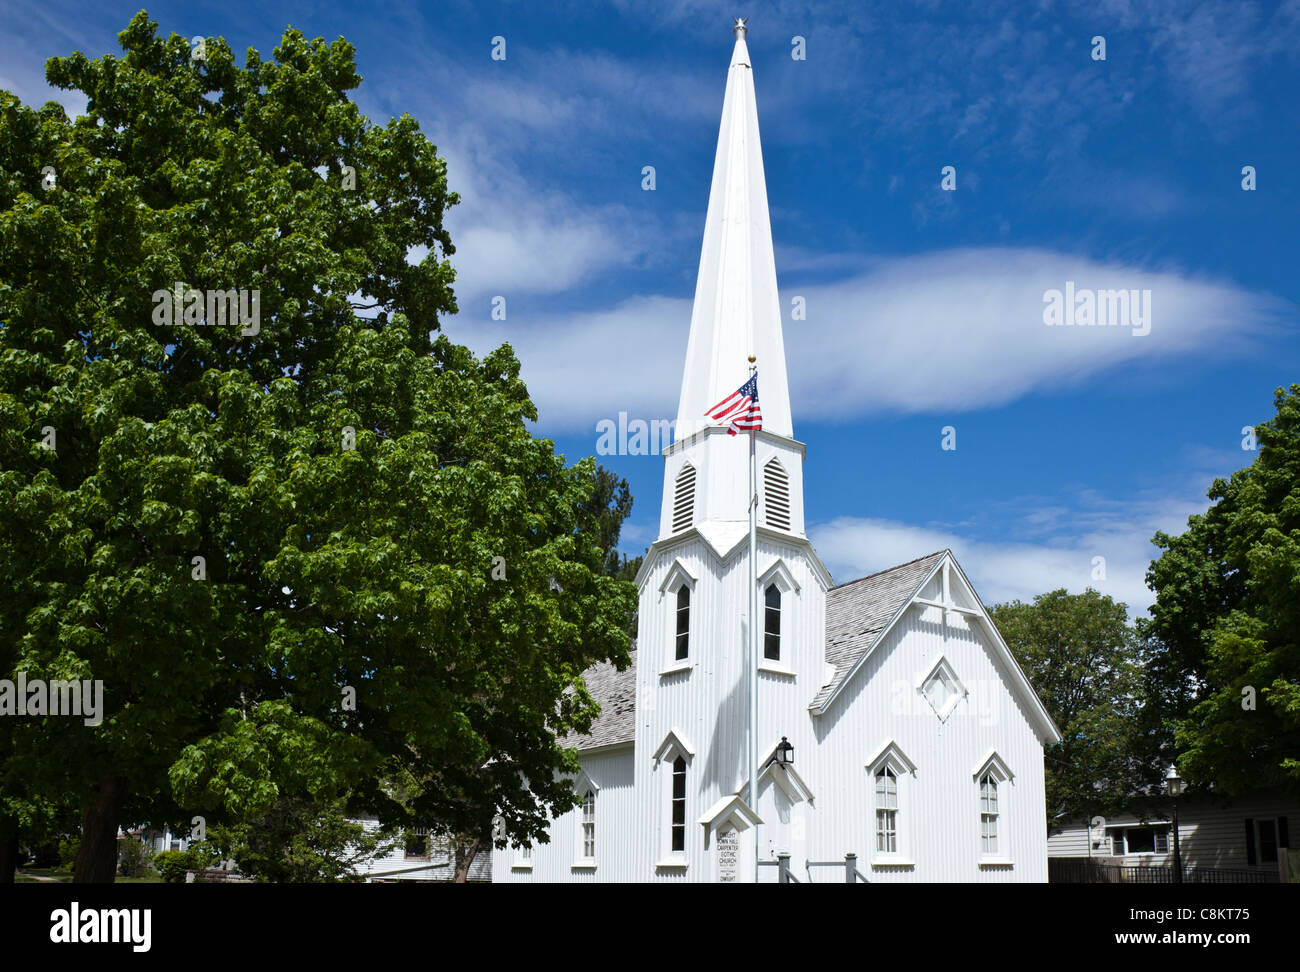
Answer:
xmin=875 ymin=767 xmax=898 ymax=853
xmin=575 ymin=789 xmax=595 ymax=860
xmin=675 ymin=585 xmax=690 ymax=660
xmin=1111 ymin=826 xmax=1170 ymax=855
xmin=764 ymin=584 xmax=781 ymax=660
xmin=980 ymin=773 xmax=998 ymax=855
xmin=405 ymin=828 xmax=430 ymax=860
xmin=1249 ymin=818 xmax=1283 ymax=865
xmin=1126 ymin=828 xmax=1155 ymax=854
xmin=671 ymin=755 xmax=687 ymax=852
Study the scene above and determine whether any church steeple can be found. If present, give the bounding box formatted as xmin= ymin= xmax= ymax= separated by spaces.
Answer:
xmin=675 ymin=20 xmax=793 ymax=440
xmin=659 ymin=24 xmax=804 ymax=545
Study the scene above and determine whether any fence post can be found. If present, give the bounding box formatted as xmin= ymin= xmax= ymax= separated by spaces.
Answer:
xmin=845 ymin=853 xmax=856 ymax=883
xmin=778 ymin=853 xmax=790 ymax=884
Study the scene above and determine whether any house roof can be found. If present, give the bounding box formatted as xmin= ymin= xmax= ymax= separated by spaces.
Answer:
xmin=562 ymin=648 xmax=637 ymax=751
xmin=811 ymin=550 xmax=948 ymax=712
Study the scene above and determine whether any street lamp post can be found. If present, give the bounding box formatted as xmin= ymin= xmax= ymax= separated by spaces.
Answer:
xmin=1165 ymin=764 xmax=1184 ymax=884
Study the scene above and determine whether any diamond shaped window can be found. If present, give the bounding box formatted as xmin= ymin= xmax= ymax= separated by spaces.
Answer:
xmin=920 ymin=659 xmax=964 ymax=720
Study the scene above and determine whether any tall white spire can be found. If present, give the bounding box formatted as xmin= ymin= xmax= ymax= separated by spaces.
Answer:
xmin=675 ymin=19 xmax=793 ymax=439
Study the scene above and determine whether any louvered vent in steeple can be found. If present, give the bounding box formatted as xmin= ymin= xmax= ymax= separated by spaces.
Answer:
xmin=672 ymin=464 xmax=697 ymax=533
xmin=764 ymin=458 xmax=790 ymax=531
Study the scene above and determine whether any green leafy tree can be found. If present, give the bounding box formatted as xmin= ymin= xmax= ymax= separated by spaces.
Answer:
xmin=1146 ymin=384 xmax=1300 ymax=796
xmin=991 ymin=589 xmax=1157 ymax=829
xmin=117 ymin=833 xmax=151 ymax=878
xmin=431 ymin=462 xmax=639 ymax=882
xmin=0 ymin=12 xmax=634 ymax=882
xmin=209 ymin=798 xmax=397 ymax=883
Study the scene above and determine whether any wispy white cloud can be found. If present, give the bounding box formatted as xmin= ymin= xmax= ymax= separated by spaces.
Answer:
xmin=445 ymin=246 xmax=1292 ymax=431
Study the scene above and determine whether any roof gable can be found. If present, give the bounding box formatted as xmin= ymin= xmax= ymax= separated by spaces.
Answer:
xmin=812 ymin=552 xmax=1061 ymax=745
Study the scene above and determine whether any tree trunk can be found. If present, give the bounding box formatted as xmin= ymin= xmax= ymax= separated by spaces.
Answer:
xmin=0 ymin=815 xmax=18 ymax=883
xmin=74 ymin=774 xmax=128 ymax=883
xmin=452 ymin=837 xmax=480 ymax=883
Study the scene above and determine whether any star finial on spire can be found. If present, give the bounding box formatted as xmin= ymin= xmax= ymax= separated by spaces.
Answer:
xmin=733 ymin=17 xmax=747 ymax=39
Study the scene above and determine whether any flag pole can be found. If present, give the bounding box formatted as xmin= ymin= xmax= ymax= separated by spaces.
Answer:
xmin=747 ymin=354 xmax=758 ymax=884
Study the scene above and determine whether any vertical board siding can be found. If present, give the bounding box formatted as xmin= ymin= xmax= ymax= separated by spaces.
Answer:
xmin=806 ymin=603 xmax=1049 ymax=883
xmin=496 ymin=543 xmax=1054 ymax=882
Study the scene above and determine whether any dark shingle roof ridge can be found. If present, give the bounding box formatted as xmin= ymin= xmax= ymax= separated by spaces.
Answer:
xmin=828 ymin=549 xmax=949 ymax=591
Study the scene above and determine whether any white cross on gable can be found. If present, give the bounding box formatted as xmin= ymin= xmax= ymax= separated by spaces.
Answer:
xmin=913 ymin=560 xmax=982 ymax=639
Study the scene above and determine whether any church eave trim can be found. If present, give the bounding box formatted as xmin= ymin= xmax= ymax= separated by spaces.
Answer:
xmin=663 ymin=425 xmax=806 ymax=459
xmin=636 ymin=527 xmax=833 ymax=592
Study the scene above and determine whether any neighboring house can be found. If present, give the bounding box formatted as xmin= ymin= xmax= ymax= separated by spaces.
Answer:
xmin=118 ymin=825 xmax=189 ymax=856
xmin=495 ymin=21 xmax=1062 ymax=884
xmin=1048 ymin=790 xmax=1295 ymax=879
xmin=351 ymin=819 xmax=490 ymax=883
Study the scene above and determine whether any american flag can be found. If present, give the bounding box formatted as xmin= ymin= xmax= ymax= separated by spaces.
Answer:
xmin=706 ymin=372 xmax=762 ymax=435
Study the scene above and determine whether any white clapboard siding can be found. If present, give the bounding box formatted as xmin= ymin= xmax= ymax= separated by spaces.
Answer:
xmin=1049 ymin=791 xmax=1297 ymax=874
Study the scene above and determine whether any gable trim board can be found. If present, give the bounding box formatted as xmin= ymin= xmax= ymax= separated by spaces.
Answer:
xmin=697 ymin=794 xmax=763 ymax=847
xmin=653 ymin=727 xmax=696 ymax=763
xmin=865 ymin=737 xmax=918 ymax=776
xmin=758 ymin=760 xmax=816 ymax=805
xmin=658 ymin=558 xmax=698 ymax=595
xmin=972 ymin=748 xmax=1015 ymax=783
xmin=811 ymin=550 xmax=1062 ymax=746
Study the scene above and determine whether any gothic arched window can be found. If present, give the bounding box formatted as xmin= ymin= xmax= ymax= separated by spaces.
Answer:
xmin=764 ymin=583 xmax=781 ymax=660
xmin=979 ymin=773 xmax=998 ymax=855
xmin=671 ymin=756 xmax=687 ymax=852
xmin=581 ymin=789 xmax=596 ymax=860
xmin=675 ymin=585 xmax=690 ymax=661
xmin=875 ymin=767 xmax=898 ymax=853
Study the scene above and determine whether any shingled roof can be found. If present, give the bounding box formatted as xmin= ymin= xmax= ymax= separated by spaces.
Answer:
xmin=810 ymin=550 xmax=948 ymax=712
xmin=563 ymin=649 xmax=637 ymax=750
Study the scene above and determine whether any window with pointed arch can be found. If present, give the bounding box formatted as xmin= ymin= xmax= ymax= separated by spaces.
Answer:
xmin=671 ymin=755 xmax=687 ymax=852
xmin=979 ymin=772 xmax=999 ymax=855
xmin=675 ymin=585 xmax=690 ymax=661
xmin=764 ymin=583 xmax=781 ymax=660
xmin=875 ymin=767 xmax=898 ymax=853
xmin=580 ymin=789 xmax=596 ymax=861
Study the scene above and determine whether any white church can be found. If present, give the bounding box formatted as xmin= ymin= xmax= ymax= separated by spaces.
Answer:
xmin=496 ymin=21 xmax=1062 ymax=884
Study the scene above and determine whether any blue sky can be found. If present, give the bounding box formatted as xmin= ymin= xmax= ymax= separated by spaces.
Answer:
xmin=4 ymin=0 xmax=1298 ymax=614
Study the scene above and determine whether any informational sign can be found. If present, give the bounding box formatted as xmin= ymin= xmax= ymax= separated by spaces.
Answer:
xmin=718 ymin=829 xmax=739 ymax=883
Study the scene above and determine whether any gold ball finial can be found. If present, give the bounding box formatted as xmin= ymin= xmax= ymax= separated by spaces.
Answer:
xmin=747 ymin=354 xmax=756 ymax=363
